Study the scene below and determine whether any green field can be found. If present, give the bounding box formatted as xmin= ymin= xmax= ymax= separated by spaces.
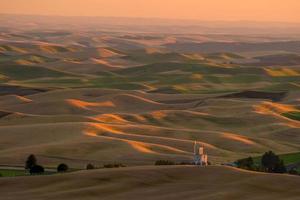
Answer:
xmin=282 ymin=112 xmax=300 ymax=121
xmin=253 ymin=152 xmax=300 ymax=166
xmin=0 ymin=65 xmax=72 ymax=80
xmin=0 ymin=168 xmax=72 ymax=177
xmin=279 ymin=152 xmax=300 ymax=165
xmin=0 ymin=169 xmax=26 ymax=177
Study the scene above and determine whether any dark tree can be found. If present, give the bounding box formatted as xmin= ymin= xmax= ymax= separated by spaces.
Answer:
xmin=261 ymin=151 xmax=280 ymax=172
xmin=25 ymin=154 xmax=37 ymax=170
xmin=86 ymin=163 xmax=95 ymax=170
xmin=261 ymin=151 xmax=286 ymax=173
xmin=57 ymin=163 xmax=69 ymax=173
xmin=30 ymin=165 xmax=44 ymax=175
xmin=236 ymin=157 xmax=254 ymax=170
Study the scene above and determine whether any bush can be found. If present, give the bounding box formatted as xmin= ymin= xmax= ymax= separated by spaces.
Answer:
xmin=86 ymin=163 xmax=95 ymax=170
xmin=103 ymin=163 xmax=126 ymax=168
xmin=57 ymin=163 xmax=69 ymax=173
xmin=236 ymin=157 xmax=254 ymax=170
xmin=30 ymin=165 xmax=44 ymax=175
xmin=274 ymin=160 xmax=287 ymax=173
xmin=155 ymin=160 xmax=175 ymax=166
xmin=25 ymin=154 xmax=37 ymax=170
xmin=288 ymin=168 xmax=299 ymax=175
xmin=178 ymin=161 xmax=193 ymax=165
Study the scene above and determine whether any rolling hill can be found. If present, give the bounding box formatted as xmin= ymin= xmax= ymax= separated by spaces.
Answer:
xmin=0 ymin=24 xmax=299 ymax=199
xmin=1 ymin=166 xmax=300 ymax=200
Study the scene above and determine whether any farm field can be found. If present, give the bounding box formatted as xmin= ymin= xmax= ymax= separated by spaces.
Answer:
xmin=0 ymin=14 xmax=300 ymax=200
xmin=0 ymin=26 xmax=300 ymax=167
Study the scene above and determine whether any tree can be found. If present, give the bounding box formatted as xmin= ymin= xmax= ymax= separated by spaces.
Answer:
xmin=30 ymin=165 xmax=44 ymax=175
xmin=86 ymin=163 xmax=95 ymax=170
xmin=236 ymin=157 xmax=254 ymax=170
xmin=25 ymin=154 xmax=37 ymax=170
xmin=261 ymin=151 xmax=286 ymax=173
xmin=57 ymin=163 xmax=69 ymax=173
xmin=261 ymin=151 xmax=280 ymax=172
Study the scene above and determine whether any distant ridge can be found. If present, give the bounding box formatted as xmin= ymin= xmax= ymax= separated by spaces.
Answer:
xmin=1 ymin=14 xmax=300 ymax=35
xmin=165 ymin=41 xmax=300 ymax=53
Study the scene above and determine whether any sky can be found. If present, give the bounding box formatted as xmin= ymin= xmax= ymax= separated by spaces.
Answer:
xmin=1 ymin=0 xmax=300 ymax=23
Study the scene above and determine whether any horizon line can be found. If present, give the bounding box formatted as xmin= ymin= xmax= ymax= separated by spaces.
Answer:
xmin=1 ymin=13 xmax=300 ymax=25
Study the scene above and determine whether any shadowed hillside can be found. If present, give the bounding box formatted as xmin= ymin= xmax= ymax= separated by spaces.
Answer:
xmin=1 ymin=166 xmax=300 ymax=200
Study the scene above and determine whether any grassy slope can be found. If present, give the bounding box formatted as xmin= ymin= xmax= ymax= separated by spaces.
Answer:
xmin=280 ymin=152 xmax=300 ymax=165
xmin=0 ymin=64 xmax=73 ymax=80
xmin=253 ymin=152 xmax=300 ymax=166
xmin=0 ymin=169 xmax=25 ymax=177
xmin=282 ymin=112 xmax=300 ymax=121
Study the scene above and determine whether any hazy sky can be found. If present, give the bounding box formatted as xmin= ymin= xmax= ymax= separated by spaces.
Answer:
xmin=1 ymin=0 xmax=300 ymax=22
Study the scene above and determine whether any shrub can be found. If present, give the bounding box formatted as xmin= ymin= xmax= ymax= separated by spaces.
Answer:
xmin=86 ymin=163 xmax=95 ymax=170
xmin=25 ymin=154 xmax=37 ymax=170
xmin=274 ymin=160 xmax=287 ymax=173
xmin=57 ymin=163 xmax=69 ymax=173
xmin=30 ymin=165 xmax=44 ymax=175
xmin=288 ymin=168 xmax=299 ymax=175
xmin=178 ymin=161 xmax=193 ymax=165
xmin=103 ymin=163 xmax=126 ymax=168
xmin=236 ymin=157 xmax=254 ymax=170
xmin=155 ymin=160 xmax=175 ymax=166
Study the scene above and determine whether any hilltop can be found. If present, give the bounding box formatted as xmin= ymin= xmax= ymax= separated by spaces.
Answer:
xmin=1 ymin=165 xmax=300 ymax=200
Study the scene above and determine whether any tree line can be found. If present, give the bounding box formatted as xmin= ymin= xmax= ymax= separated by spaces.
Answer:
xmin=235 ymin=151 xmax=299 ymax=175
xmin=24 ymin=154 xmax=126 ymax=175
xmin=25 ymin=154 xmax=69 ymax=174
